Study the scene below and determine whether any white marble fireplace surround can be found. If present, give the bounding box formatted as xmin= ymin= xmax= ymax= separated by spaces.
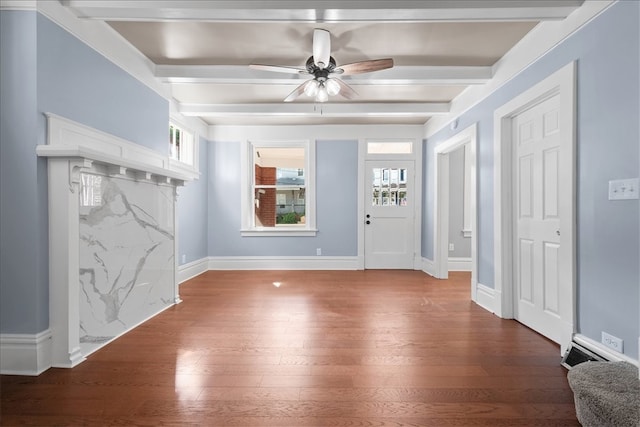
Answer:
xmin=36 ymin=114 xmax=197 ymax=368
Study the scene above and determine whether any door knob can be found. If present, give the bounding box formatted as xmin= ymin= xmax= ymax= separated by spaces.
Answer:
xmin=366 ymin=214 xmax=370 ymax=218
xmin=556 ymin=230 xmax=560 ymax=236
xmin=366 ymin=220 xmax=371 ymax=225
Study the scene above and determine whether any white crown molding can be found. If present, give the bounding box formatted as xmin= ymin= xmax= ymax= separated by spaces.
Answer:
xmin=0 ymin=1 xmax=36 ymax=10
xmin=170 ymin=99 xmax=209 ymax=138
xmin=424 ymin=0 xmax=615 ymax=138
xmin=61 ymin=1 xmax=582 ymax=23
xmin=34 ymin=0 xmax=170 ymax=100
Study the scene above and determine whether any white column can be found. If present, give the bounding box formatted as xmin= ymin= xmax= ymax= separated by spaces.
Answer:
xmin=47 ymin=157 xmax=91 ymax=368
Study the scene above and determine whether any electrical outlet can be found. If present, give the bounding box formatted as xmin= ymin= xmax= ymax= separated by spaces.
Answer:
xmin=601 ymin=331 xmax=623 ymax=353
xmin=608 ymin=178 xmax=639 ymax=200
xmin=316 ymin=248 xmax=322 ymax=256
xmin=449 ymin=243 xmax=455 ymax=252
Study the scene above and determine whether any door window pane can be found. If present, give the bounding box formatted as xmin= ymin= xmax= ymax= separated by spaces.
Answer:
xmin=371 ymin=168 xmax=408 ymax=206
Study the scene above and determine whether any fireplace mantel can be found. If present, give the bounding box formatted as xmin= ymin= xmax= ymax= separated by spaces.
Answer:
xmin=37 ymin=114 xmax=193 ymax=368
xmin=37 ymin=113 xmax=197 ymax=184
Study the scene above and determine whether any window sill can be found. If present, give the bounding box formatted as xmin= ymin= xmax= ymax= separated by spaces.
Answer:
xmin=241 ymin=228 xmax=318 ymax=237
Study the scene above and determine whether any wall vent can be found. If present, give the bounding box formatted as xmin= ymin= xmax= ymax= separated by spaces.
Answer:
xmin=561 ymin=342 xmax=607 ymax=369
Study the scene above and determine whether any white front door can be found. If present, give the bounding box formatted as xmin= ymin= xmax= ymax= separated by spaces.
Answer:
xmin=364 ymin=160 xmax=414 ymax=269
xmin=513 ymin=94 xmax=566 ymax=344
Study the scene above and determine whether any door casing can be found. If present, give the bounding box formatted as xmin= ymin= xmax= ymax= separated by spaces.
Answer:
xmin=359 ymin=139 xmax=422 ymax=270
xmin=433 ymin=124 xmax=477 ymax=301
xmin=493 ymin=62 xmax=576 ymax=354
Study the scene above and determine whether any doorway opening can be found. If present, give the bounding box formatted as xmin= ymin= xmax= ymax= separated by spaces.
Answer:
xmin=433 ymin=124 xmax=477 ymax=299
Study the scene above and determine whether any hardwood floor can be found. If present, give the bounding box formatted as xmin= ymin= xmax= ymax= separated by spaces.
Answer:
xmin=1 ymin=270 xmax=579 ymax=426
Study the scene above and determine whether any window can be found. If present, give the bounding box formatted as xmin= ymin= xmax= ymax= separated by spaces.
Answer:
xmin=169 ymin=122 xmax=195 ymax=166
xmin=242 ymin=141 xmax=316 ymax=236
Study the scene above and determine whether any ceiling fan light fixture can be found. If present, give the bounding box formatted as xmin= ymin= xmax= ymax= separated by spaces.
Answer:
xmin=303 ymin=79 xmax=319 ymax=97
xmin=316 ymin=84 xmax=329 ymax=103
xmin=325 ymin=78 xmax=340 ymax=96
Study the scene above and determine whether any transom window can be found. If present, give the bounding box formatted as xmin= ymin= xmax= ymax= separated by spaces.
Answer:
xmin=242 ymin=141 xmax=316 ymax=236
xmin=367 ymin=141 xmax=413 ymax=154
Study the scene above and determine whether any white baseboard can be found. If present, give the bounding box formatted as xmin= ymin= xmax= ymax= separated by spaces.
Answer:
xmin=177 ymin=257 xmax=209 ymax=283
xmin=208 ymin=256 xmax=359 ymax=270
xmin=421 ymin=257 xmax=436 ymax=277
xmin=448 ymin=257 xmax=472 ymax=272
xmin=573 ymin=334 xmax=639 ymax=367
xmin=0 ymin=329 xmax=52 ymax=376
xmin=474 ymin=282 xmax=497 ymax=315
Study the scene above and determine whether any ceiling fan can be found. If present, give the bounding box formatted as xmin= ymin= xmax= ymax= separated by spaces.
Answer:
xmin=249 ymin=29 xmax=394 ymax=103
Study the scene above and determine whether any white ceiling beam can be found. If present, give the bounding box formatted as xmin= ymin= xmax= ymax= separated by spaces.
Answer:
xmin=62 ymin=1 xmax=583 ymax=22
xmin=156 ymin=65 xmax=492 ymax=85
xmin=179 ymin=102 xmax=449 ymax=117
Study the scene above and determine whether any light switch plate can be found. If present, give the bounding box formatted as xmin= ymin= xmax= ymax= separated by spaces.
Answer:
xmin=608 ymin=178 xmax=639 ymax=200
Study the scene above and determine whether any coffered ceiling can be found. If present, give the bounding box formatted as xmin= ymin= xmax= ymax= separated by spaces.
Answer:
xmin=61 ymin=1 xmax=584 ymax=126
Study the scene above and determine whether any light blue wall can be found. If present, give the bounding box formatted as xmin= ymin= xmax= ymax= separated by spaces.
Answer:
xmin=0 ymin=11 xmax=46 ymax=334
xmin=208 ymin=139 xmax=358 ymax=256
xmin=423 ymin=1 xmax=639 ymax=359
xmin=0 ymin=11 xmax=170 ymax=334
xmin=177 ymin=137 xmax=209 ymax=265
xmin=36 ymin=15 xmax=168 ymax=153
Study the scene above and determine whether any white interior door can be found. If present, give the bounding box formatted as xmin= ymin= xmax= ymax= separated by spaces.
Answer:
xmin=364 ymin=160 xmax=414 ymax=269
xmin=513 ymin=94 xmax=565 ymax=344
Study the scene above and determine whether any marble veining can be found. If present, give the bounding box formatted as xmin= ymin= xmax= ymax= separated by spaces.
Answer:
xmin=79 ymin=174 xmax=175 ymax=356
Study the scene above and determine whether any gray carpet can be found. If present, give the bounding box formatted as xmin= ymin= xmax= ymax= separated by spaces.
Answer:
xmin=567 ymin=361 xmax=640 ymax=427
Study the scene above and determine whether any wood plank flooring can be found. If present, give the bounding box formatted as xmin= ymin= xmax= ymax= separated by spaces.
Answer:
xmin=0 ymin=270 xmax=579 ymax=426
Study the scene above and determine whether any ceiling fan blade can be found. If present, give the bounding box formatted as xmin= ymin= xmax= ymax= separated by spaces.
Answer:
xmin=334 ymin=78 xmax=358 ymax=100
xmin=249 ymin=64 xmax=308 ymax=74
xmin=312 ymin=29 xmax=331 ymax=69
xmin=284 ymin=80 xmax=312 ymax=102
xmin=336 ymin=58 xmax=394 ymax=75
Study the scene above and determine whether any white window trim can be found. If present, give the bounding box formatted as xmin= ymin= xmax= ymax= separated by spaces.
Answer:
xmin=240 ymin=140 xmax=317 ymax=237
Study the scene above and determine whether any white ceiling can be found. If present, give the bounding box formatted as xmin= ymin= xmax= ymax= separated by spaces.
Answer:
xmin=61 ymin=1 xmax=584 ymax=126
